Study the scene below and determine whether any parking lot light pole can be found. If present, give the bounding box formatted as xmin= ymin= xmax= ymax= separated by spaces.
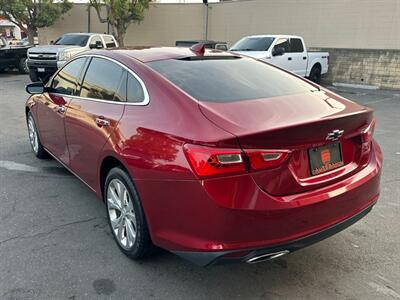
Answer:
xmin=203 ymin=0 xmax=209 ymax=40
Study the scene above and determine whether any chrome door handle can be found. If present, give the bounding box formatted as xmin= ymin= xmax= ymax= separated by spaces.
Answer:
xmin=57 ymin=105 xmax=66 ymax=113
xmin=96 ymin=117 xmax=110 ymax=127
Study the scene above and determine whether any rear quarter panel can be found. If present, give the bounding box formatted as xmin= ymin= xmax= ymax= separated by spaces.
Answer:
xmin=307 ymin=52 xmax=329 ymax=76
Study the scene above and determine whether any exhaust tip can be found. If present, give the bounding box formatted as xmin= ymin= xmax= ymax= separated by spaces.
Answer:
xmin=246 ymin=250 xmax=290 ymax=264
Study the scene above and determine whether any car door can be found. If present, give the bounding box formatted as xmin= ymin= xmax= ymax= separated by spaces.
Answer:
xmin=269 ymin=38 xmax=292 ymax=72
xmin=35 ymin=57 xmax=88 ymax=165
xmin=64 ymin=56 xmax=125 ymax=188
xmin=289 ymin=38 xmax=308 ymax=76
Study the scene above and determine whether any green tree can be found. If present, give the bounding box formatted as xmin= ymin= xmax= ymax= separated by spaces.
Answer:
xmin=89 ymin=0 xmax=151 ymax=47
xmin=0 ymin=0 xmax=72 ymax=44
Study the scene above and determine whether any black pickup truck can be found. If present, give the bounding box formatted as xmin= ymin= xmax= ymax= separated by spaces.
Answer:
xmin=0 ymin=36 xmax=30 ymax=74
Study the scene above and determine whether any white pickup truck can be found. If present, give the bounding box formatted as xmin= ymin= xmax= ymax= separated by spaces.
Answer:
xmin=230 ymin=35 xmax=329 ymax=83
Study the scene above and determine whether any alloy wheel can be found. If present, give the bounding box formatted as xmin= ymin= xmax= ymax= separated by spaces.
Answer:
xmin=27 ymin=115 xmax=39 ymax=154
xmin=107 ymin=178 xmax=137 ymax=250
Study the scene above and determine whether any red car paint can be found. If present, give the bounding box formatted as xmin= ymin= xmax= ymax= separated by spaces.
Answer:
xmin=26 ymin=47 xmax=382 ymax=265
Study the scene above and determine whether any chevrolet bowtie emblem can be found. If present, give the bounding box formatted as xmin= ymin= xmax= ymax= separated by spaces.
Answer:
xmin=326 ymin=129 xmax=344 ymax=141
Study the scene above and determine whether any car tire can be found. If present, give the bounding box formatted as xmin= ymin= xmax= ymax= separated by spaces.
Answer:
xmin=18 ymin=57 xmax=29 ymax=74
xmin=26 ymin=111 xmax=48 ymax=159
xmin=308 ymin=65 xmax=322 ymax=84
xmin=29 ymin=68 xmax=39 ymax=82
xmin=104 ymin=167 xmax=156 ymax=260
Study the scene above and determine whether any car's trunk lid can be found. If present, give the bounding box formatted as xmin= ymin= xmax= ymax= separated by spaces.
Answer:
xmin=198 ymin=90 xmax=373 ymax=196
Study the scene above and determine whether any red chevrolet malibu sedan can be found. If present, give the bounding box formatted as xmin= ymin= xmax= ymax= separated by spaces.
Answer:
xmin=25 ymin=46 xmax=382 ymax=266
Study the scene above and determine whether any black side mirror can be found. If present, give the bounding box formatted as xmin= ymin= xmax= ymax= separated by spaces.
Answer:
xmin=272 ymin=46 xmax=285 ymax=56
xmin=26 ymin=82 xmax=45 ymax=94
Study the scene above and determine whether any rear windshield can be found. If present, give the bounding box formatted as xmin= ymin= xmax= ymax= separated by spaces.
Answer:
xmin=54 ymin=35 xmax=89 ymax=46
xmin=147 ymin=57 xmax=318 ymax=102
xmin=230 ymin=37 xmax=275 ymax=51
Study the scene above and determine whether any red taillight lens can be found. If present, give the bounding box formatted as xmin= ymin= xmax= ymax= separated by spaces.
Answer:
xmin=184 ymin=144 xmax=245 ymax=178
xmin=246 ymin=150 xmax=290 ymax=170
xmin=184 ymin=144 xmax=291 ymax=178
xmin=361 ymin=118 xmax=376 ymax=143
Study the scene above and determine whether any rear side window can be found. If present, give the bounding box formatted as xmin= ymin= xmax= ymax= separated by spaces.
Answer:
xmin=147 ymin=57 xmax=317 ymax=102
xmin=127 ymin=73 xmax=145 ymax=103
xmin=103 ymin=36 xmax=117 ymax=48
xmin=80 ymin=57 xmax=124 ymax=101
xmin=51 ymin=57 xmax=87 ymax=95
xmin=290 ymin=38 xmax=304 ymax=52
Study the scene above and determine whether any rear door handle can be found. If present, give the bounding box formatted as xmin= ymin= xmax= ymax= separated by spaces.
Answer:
xmin=96 ymin=116 xmax=110 ymax=127
xmin=288 ymin=57 xmax=292 ymax=61
xmin=303 ymin=56 xmax=307 ymax=60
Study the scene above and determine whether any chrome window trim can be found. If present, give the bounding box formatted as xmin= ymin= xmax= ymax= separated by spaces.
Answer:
xmin=49 ymin=54 xmax=150 ymax=106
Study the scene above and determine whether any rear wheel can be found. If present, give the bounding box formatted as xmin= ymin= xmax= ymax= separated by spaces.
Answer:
xmin=104 ymin=167 xmax=155 ymax=259
xmin=27 ymin=111 xmax=48 ymax=159
xmin=18 ymin=57 xmax=29 ymax=74
xmin=308 ymin=65 xmax=322 ymax=84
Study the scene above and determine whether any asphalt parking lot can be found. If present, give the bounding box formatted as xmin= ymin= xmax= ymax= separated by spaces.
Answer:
xmin=0 ymin=73 xmax=399 ymax=300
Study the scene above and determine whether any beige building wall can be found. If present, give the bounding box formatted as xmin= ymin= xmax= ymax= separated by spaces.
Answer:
xmin=208 ymin=0 xmax=400 ymax=49
xmin=124 ymin=4 xmax=205 ymax=46
xmin=39 ymin=0 xmax=400 ymax=49
xmin=37 ymin=1 xmax=400 ymax=89
xmin=39 ymin=3 xmax=205 ymax=47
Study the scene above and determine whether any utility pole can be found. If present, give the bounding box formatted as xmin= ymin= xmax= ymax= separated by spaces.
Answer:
xmin=203 ymin=0 xmax=208 ymax=40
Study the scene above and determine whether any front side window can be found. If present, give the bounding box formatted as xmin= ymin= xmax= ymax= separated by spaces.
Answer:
xmin=89 ymin=36 xmax=103 ymax=48
xmin=147 ymin=57 xmax=317 ymax=102
xmin=51 ymin=57 xmax=87 ymax=95
xmin=80 ymin=57 xmax=124 ymax=101
xmin=290 ymin=38 xmax=304 ymax=53
xmin=274 ymin=38 xmax=290 ymax=52
xmin=103 ymin=36 xmax=116 ymax=48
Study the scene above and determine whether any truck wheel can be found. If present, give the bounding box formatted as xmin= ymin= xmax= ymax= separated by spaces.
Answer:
xmin=18 ymin=57 xmax=29 ymax=74
xmin=309 ymin=65 xmax=321 ymax=84
xmin=29 ymin=69 xmax=39 ymax=82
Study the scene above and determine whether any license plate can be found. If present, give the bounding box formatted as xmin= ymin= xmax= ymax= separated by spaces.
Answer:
xmin=37 ymin=68 xmax=45 ymax=72
xmin=308 ymin=142 xmax=344 ymax=176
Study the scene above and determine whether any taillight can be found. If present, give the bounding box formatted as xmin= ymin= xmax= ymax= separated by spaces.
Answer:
xmin=361 ymin=118 xmax=376 ymax=144
xmin=184 ymin=144 xmax=245 ymax=178
xmin=246 ymin=150 xmax=291 ymax=170
xmin=184 ymin=144 xmax=290 ymax=178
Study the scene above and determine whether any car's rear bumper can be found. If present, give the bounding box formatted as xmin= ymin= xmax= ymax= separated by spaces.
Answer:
xmin=135 ymin=140 xmax=382 ymax=264
xmin=172 ymin=200 xmax=376 ymax=266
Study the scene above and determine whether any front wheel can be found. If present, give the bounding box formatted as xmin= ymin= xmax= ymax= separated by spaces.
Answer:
xmin=18 ymin=57 xmax=29 ymax=74
xmin=27 ymin=111 xmax=48 ymax=159
xmin=104 ymin=167 xmax=156 ymax=260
